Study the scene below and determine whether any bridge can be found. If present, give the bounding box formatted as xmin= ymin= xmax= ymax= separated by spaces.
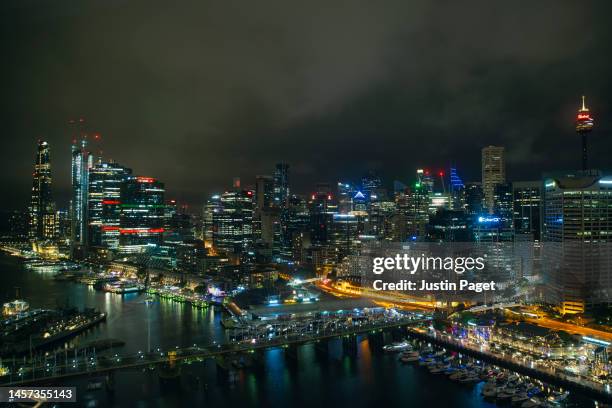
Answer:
xmin=0 ymin=314 xmax=429 ymax=386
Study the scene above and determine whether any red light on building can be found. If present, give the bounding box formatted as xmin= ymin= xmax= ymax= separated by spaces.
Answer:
xmin=438 ymin=171 xmax=445 ymax=177
xmin=424 ymin=169 xmax=430 ymax=176
xmin=101 ymin=226 xmax=120 ymax=231
xmin=102 ymin=200 xmax=120 ymax=205
xmin=327 ymin=194 xmax=332 ymax=200
xmin=119 ymin=228 xmax=165 ymax=235
xmin=136 ymin=177 xmax=155 ymax=183
xmin=247 ymin=191 xmax=253 ymax=196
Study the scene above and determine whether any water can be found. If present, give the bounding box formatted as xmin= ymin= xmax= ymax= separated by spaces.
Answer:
xmin=0 ymin=253 xmax=598 ymax=407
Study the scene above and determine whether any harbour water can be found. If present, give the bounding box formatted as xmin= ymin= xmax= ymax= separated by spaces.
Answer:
xmin=0 ymin=254 xmax=598 ymax=407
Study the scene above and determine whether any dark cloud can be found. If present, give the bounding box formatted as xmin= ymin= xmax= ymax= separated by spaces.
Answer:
xmin=1 ymin=0 xmax=611 ymax=210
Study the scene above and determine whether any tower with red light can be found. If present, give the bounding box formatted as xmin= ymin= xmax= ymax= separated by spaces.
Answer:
xmin=576 ymin=96 xmax=594 ymax=170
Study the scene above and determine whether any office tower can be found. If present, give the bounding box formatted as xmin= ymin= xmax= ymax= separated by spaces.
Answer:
xmin=308 ymin=191 xmax=337 ymax=246
xmin=273 ymin=163 xmax=289 ymax=207
xmin=361 ymin=170 xmax=382 ymax=197
xmin=464 ymin=182 xmax=484 ymax=215
xmin=163 ymin=200 xmax=193 ymax=243
xmin=513 ymin=181 xmax=541 ymax=240
xmin=481 ymin=146 xmax=506 ymax=213
xmin=280 ymin=196 xmax=310 ymax=263
xmin=55 ymin=209 xmax=71 ymax=242
xmin=88 ymin=161 xmax=132 ymax=249
xmin=330 ymin=214 xmax=359 ymax=262
xmin=396 ymin=183 xmax=429 ymax=239
xmin=449 ymin=167 xmax=466 ymax=210
xmin=428 ymin=192 xmax=451 ymax=214
xmin=202 ymin=194 xmax=222 ymax=248
xmin=576 ymin=96 xmax=594 ymax=171
xmin=119 ymin=176 xmax=165 ymax=253
xmin=417 ymin=169 xmax=434 ymax=193
xmin=426 ymin=209 xmax=471 ymax=242
xmin=542 ymin=173 xmax=612 ymax=313
xmin=213 ymin=188 xmax=254 ymax=255
xmin=337 ymin=182 xmax=354 ymax=213
xmin=493 ymin=182 xmax=514 ymax=231
xmin=29 ymin=141 xmax=56 ymax=241
xmin=7 ymin=210 xmax=29 ymax=239
xmin=352 ymin=191 xmax=367 ymax=212
xmin=255 ymin=175 xmax=274 ymax=210
xmin=366 ymin=199 xmax=396 ymax=240
xmin=71 ymin=138 xmax=94 ymax=253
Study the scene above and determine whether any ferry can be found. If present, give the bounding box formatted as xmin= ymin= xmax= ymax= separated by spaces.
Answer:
xmin=104 ymin=282 xmax=145 ymax=294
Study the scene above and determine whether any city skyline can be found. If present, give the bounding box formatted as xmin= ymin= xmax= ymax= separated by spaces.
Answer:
xmin=2 ymin=1 xmax=612 ymax=209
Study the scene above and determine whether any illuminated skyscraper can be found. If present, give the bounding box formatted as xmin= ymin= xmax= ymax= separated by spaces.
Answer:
xmin=87 ymin=161 xmax=132 ymax=249
xmin=29 ymin=141 xmax=56 ymax=241
xmin=255 ymin=175 xmax=274 ymax=210
xmin=119 ymin=176 xmax=165 ymax=253
xmin=273 ymin=163 xmax=289 ymax=207
xmin=513 ymin=181 xmax=541 ymax=240
xmin=202 ymin=194 xmax=222 ymax=248
xmin=542 ymin=174 xmax=612 ymax=312
xmin=213 ymin=187 xmax=254 ymax=255
xmin=481 ymin=146 xmax=505 ymax=213
xmin=576 ymin=96 xmax=594 ymax=171
xmin=70 ymin=138 xmax=94 ymax=253
xmin=361 ymin=170 xmax=382 ymax=197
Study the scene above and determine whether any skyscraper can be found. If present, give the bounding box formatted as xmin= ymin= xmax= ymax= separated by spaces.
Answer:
xmin=273 ymin=163 xmax=289 ymax=207
xmin=255 ymin=175 xmax=274 ymax=210
xmin=29 ymin=140 xmax=56 ymax=241
xmin=576 ymin=96 xmax=594 ymax=171
xmin=213 ymin=187 xmax=254 ymax=255
xmin=481 ymin=146 xmax=505 ymax=213
xmin=513 ymin=181 xmax=541 ymax=240
xmin=542 ymin=173 xmax=612 ymax=313
xmin=70 ymin=138 xmax=94 ymax=253
xmin=119 ymin=176 xmax=165 ymax=253
xmin=87 ymin=161 xmax=132 ymax=249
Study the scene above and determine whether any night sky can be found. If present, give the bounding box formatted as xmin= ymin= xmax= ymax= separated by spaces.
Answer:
xmin=1 ymin=0 xmax=612 ymax=211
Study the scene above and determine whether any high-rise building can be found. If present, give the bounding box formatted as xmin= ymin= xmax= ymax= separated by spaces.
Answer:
xmin=464 ymin=182 xmax=484 ymax=215
xmin=70 ymin=139 xmax=94 ymax=253
xmin=361 ymin=170 xmax=382 ymax=198
xmin=88 ymin=161 xmax=132 ymax=249
xmin=576 ymin=96 xmax=594 ymax=171
xmin=493 ymin=182 xmax=514 ymax=233
xmin=273 ymin=163 xmax=289 ymax=207
xmin=396 ymin=183 xmax=429 ymax=240
xmin=542 ymin=173 xmax=612 ymax=312
xmin=482 ymin=146 xmax=505 ymax=213
xmin=29 ymin=141 xmax=56 ymax=241
xmin=213 ymin=188 xmax=254 ymax=255
xmin=202 ymin=194 xmax=222 ymax=248
xmin=449 ymin=167 xmax=466 ymax=210
xmin=119 ymin=176 xmax=165 ymax=253
xmin=255 ymin=175 xmax=274 ymax=210
xmin=513 ymin=181 xmax=541 ymax=240
xmin=330 ymin=214 xmax=360 ymax=262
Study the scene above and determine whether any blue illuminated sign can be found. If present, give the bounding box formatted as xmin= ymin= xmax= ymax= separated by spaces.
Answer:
xmin=478 ymin=216 xmax=500 ymax=224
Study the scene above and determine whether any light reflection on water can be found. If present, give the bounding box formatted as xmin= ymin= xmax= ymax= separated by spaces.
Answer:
xmin=0 ymin=254 xmax=598 ymax=408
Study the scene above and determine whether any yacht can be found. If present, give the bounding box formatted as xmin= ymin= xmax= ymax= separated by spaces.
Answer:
xmin=383 ymin=341 xmax=411 ymax=352
xmin=399 ymin=351 xmax=420 ymax=363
